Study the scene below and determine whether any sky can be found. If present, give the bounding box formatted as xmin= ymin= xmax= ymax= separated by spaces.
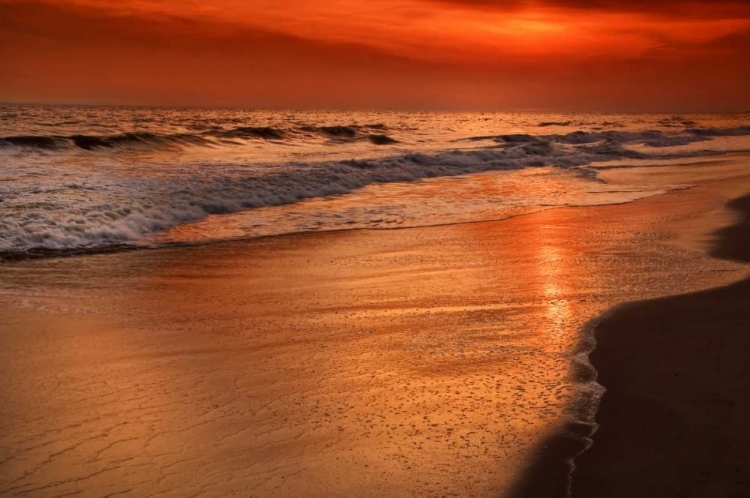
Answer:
xmin=1 ymin=0 xmax=749 ymax=111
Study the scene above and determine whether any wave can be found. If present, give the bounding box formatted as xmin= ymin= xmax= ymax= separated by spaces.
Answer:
xmin=0 ymin=132 xmax=213 ymax=151
xmin=0 ymin=123 xmax=401 ymax=152
xmin=71 ymin=132 xmax=214 ymax=150
xmin=218 ymin=127 xmax=286 ymax=140
xmin=457 ymin=125 xmax=750 ymax=148
xmin=0 ymin=127 xmax=738 ymax=259
xmin=0 ymin=125 xmax=406 ymax=151
xmin=538 ymin=121 xmax=573 ymax=127
xmin=299 ymin=124 xmax=393 ymax=142
xmin=2 ymin=125 xmax=748 ymax=154
xmin=367 ymin=134 xmax=399 ymax=145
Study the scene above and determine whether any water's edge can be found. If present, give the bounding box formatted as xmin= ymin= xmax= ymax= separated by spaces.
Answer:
xmin=511 ymin=192 xmax=750 ymax=498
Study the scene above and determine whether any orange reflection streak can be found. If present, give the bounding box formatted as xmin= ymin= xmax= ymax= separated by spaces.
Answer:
xmin=538 ymin=244 xmax=572 ymax=344
xmin=458 ymin=204 xmax=580 ymax=351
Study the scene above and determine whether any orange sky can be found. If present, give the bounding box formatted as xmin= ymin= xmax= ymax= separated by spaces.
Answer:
xmin=1 ymin=0 xmax=749 ymax=111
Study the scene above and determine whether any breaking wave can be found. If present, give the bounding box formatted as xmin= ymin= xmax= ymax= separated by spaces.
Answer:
xmin=0 ymin=123 xmax=400 ymax=152
xmin=489 ymin=126 xmax=750 ymax=148
xmin=0 ymin=132 xmax=213 ymax=151
xmin=3 ymin=124 xmax=745 ymax=259
xmin=5 ymin=124 xmax=748 ymax=154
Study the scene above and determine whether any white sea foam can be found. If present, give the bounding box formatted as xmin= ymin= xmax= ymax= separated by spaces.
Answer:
xmin=1 ymin=106 xmax=749 ymax=257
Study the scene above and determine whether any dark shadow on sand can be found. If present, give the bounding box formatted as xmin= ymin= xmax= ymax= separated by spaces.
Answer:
xmin=511 ymin=194 xmax=750 ymax=498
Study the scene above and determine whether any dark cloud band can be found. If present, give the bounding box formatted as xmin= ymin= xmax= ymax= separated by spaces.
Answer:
xmin=427 ymin=0 xmax=750 ymax=17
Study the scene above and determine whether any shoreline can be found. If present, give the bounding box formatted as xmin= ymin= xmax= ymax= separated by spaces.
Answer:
xmin=515 ymin=193 xmax=750 ymax=497
xmin=8 ymin=150 xmax=750 ymax=265
xmin=0 ymin=177 xmax=679 ymax=264
xmin=2 ymin=178 xmax=749 ymax=496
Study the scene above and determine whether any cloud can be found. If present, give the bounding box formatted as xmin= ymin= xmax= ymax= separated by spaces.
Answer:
xmin=0 ymin=0 xmax=490 ymax=108
xmin=428 ymin=0 xmax=750 ymax=18
xmin=0 ymin=0 xmax=748 ymax=110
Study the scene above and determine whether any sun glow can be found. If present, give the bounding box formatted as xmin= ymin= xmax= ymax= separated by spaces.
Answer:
xmin=1 ymin=0 xmax=749 ymax=109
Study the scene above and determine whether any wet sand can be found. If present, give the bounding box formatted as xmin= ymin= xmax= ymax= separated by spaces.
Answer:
xmin=567 ymin=194 xmax=750 ymax=497
xmin=2 ymin=160 xmax=750 ymax=497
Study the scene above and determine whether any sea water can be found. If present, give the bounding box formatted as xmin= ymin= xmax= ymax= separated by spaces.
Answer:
xmin=1 ymin=105 xmax=749 ymax=257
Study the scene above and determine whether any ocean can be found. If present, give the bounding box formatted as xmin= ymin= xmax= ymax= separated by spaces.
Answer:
xmin=2 ymin=105 xmax=749 ymax=258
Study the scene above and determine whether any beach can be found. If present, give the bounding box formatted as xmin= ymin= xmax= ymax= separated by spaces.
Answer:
xmin=569 ymin=193 xmax=750 ymax=497
xmin=2 ymin=155 xmax=750 ymax=497
xmin=2 ymin=0 xmax=750 ymax=493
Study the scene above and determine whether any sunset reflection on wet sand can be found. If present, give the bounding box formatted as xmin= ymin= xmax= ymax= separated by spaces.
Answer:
xmin=3 ymin=167 xmax=748 ymax=496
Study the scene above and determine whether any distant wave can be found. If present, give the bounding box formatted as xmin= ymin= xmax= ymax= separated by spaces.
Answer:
xmin=217 ymin=126 xmax=286 ymax=140
xmin=367 ymin=134 xmax=399 ymax=145
xmin=538 ymin=121 xmax=573 ymax=127
xmin=0 ymin=132 xmax=213 ymax=151
xmin=3 ymin=125 xmax=748 ymax=153
xmin=459 ymin=126 xmax=750 ymax=149
xmin=0 ymin=123 xmax=400 ymax=152
xmin=2 ymin=125 xmax=744 ymax=259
